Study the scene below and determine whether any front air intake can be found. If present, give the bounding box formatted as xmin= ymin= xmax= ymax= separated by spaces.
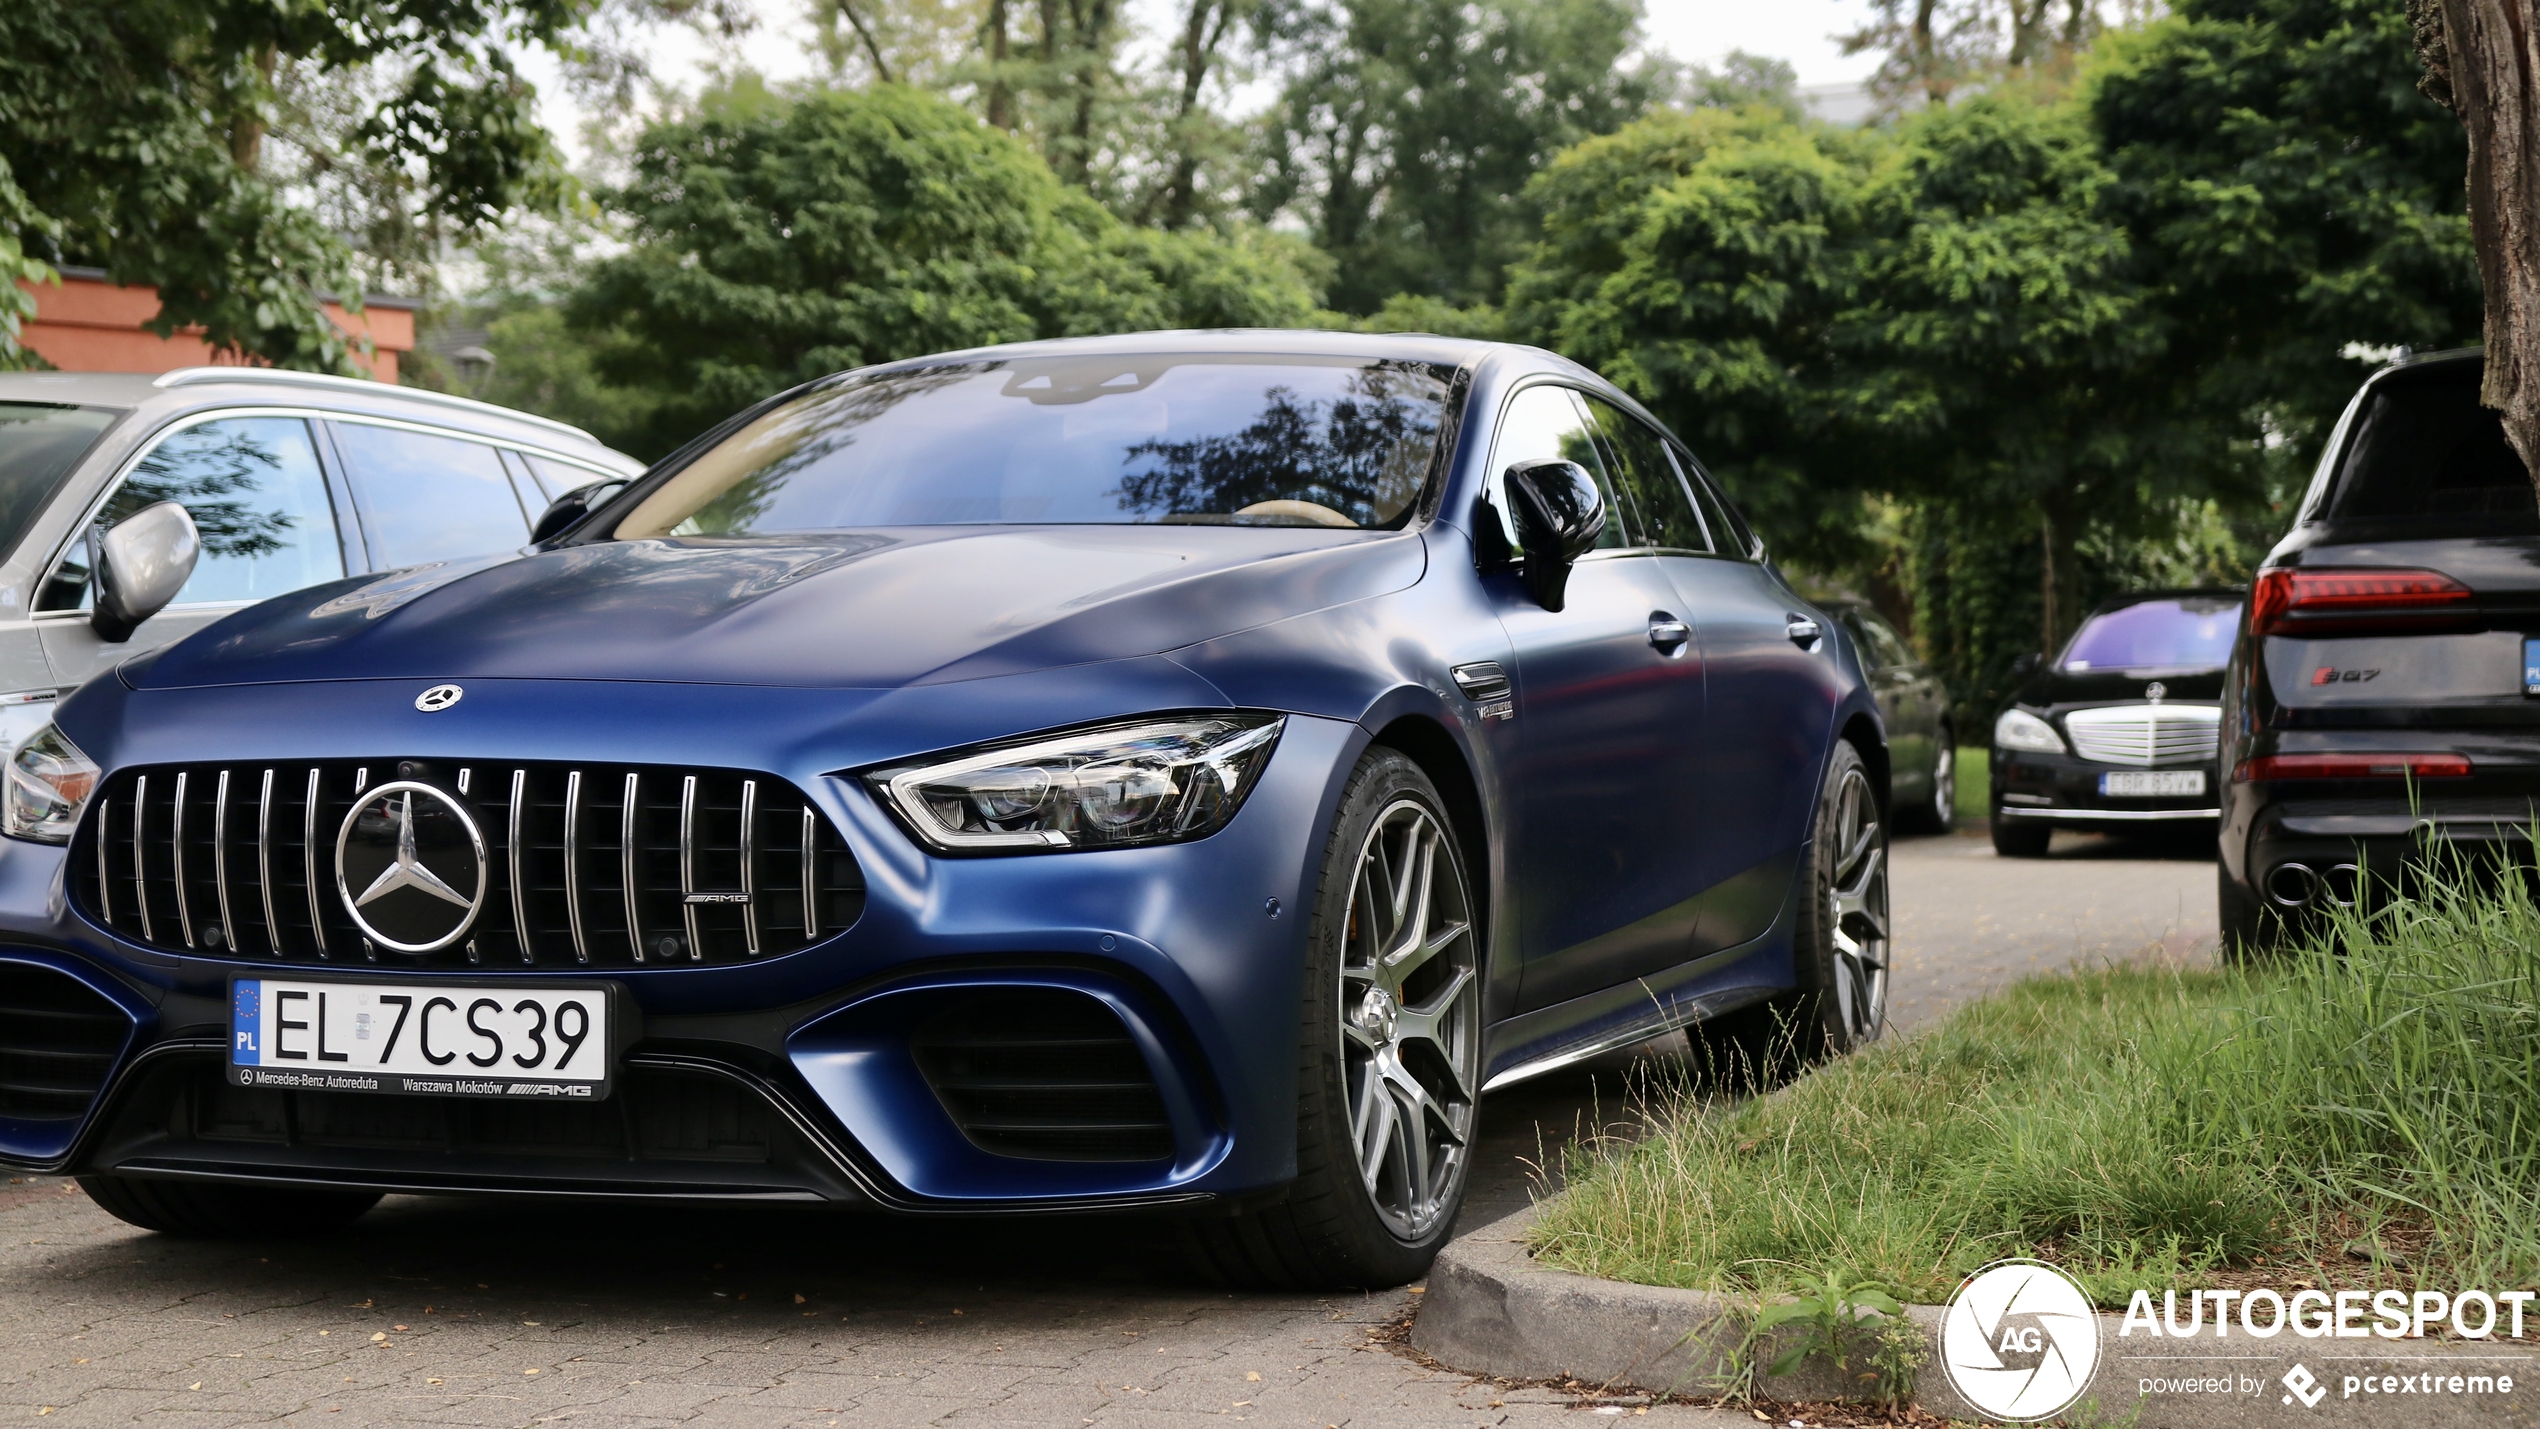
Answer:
xmin=70 ymin=760 xmax=864 ymax=969
xmin=911 ymin=990 xmax=1173 ymax=1163
xmin=0 ymin=964 xmax=130 ymax=1118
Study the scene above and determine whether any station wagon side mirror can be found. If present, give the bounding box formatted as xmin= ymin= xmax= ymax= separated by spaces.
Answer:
xmin=89 ymin=501 xmax=200 ymax=644
xmin=531 ymin=480 xmax=629 ymax=544
xmin=1503 ymin=459 xmax=1606 ymax=613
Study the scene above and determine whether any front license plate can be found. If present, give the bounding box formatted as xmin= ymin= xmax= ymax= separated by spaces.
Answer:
xmin=2100 ymin=770 xmax=2206 ymax=798
xmin=230 ymin=979 xmax=610 ymax=1099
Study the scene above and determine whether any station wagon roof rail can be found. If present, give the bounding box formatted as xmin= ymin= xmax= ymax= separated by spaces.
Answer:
xmin=151 ymin=367 xmax=602 ymax=445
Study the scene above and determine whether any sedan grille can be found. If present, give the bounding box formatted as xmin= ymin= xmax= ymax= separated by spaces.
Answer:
xmin=2063 ymin=703 xmax=2222 ymax=766
xmin=0 ymin=963 xmax=131 ymax=1119
xmin=71 ymin=760 xmax=864 ymax=968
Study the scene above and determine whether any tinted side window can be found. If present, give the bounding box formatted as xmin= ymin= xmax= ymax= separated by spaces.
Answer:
xmin=334 ymin=423 xmax=531 ymax=568
xmin=1672 ymin=446 xmax=1754 ymax=559
xmin=1582 ymin=396 xmax=1709 ymax=552
xmin=2326 ymin=362 xmax=2533 ymax=521
xmin=0 ymin=404 xmax=117 ymax=566
xmin=523 ymin=454 xmax=615 ymax=502
xmin=1490 ymin=385 xmax=1634 ymax=551
xmin=39 ymin=416 xmax=343 ymax=611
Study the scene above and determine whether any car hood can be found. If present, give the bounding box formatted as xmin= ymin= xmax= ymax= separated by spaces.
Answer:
xmin=131 ymin=526 xmax=1427 ymax=691
xmin=2015 ymin=665 xmax=2225 ymax=710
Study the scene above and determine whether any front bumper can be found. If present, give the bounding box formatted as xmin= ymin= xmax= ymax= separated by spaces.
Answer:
xmin=0 ymin=674 xmax=1365 ymax=1213
xmin=1990 ymin=746 xmax=2219 ymax=824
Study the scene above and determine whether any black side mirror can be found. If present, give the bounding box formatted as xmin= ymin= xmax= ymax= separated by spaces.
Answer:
xmin=90 ymin=501 xmax=201 ymax=643
xmin=1503 ymin=459 xmax=1605 ymax=612
xmin=531 ymin=480 xmax=628 ymax=544
xmin=2012 ymin=651 xmax=2043 ymax=677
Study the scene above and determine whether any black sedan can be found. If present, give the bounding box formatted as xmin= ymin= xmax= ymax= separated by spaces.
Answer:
xmin=1822 ymin=599 xmax=1957 ymax=832
xmin=1989 ymin=589 xmax=2243 ymax=856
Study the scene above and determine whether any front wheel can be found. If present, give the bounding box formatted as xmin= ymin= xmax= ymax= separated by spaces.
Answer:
xmin=1991 ymin=817 xmax=2052 ymax=857
xmin=1903 ymin=737 xmax=1957 ymax=834
xmin=1183 ymin=748 xmax=1482 ymax=1290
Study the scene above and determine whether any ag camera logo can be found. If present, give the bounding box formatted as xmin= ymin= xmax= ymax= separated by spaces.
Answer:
xmin=1941 ymin=1259 xmax=2102 ymax=1421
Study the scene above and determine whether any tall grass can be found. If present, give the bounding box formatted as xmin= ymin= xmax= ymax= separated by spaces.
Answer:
xmin=1531 ymin=852 xmax=2540 ymax=1304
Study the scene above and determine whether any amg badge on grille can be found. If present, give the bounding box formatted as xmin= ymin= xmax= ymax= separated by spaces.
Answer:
xmin=335 ymin=783 xmax=488 ymax=953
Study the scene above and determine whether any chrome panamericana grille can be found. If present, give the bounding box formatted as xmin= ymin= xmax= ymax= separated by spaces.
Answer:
xmin=2062 ymin=704 xmax=2222 ymax=767
xmin=71 ymin=760 xmax=864 ymax=968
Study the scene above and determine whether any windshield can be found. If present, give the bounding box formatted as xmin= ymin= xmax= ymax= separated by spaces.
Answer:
xmin=613 ymin=355 xmax=1456 ymax=539
xmin=2060 ymin=596 xmax=2242 ymax=672
xmin=0 ymin=403 xmax=117 ymax=563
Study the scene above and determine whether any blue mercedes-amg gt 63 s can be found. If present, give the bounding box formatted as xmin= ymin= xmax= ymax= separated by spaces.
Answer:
xmin=0 ymin=331 xmax=1887 ymax=1287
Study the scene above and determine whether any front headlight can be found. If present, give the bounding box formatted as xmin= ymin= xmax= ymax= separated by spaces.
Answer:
xmin=1993 ymin=707 xmax=2066 ymax=755
xmin=5 ymin=723 xmax=99 ymax=844
xmin=868 ymin=713 xmax=1286 ymax=854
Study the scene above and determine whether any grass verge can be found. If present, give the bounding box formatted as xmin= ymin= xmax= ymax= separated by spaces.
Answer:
xmin=1531 ymin=852 xmax=2540 ymax=1306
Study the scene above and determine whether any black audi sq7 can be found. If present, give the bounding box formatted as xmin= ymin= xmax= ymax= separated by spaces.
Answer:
xmin=1989 ymin=589 xmax=2243 ymax=857
xmin=2220 ymin=348 xmax=2537 ymax=950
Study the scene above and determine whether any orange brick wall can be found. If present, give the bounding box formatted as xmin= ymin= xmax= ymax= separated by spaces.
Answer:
xmin=13 ymin=269 xmax=416 ymax=383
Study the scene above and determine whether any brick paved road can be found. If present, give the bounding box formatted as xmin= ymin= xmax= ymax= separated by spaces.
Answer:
xmin=0 ymin=825 xmax=2214 ymax=1428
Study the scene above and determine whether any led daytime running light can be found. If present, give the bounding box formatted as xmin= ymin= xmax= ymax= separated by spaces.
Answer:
xmin=870 ymin=713 xmax=1286 ymax=854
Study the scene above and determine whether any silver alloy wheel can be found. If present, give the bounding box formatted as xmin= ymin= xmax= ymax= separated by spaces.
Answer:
xmin=1339 ymin=798 xmax=1479 ymax=1240
xmin=1931 ymin=743 xmax=1955 ymax=825
xmin=1826 ymin=765 xmax=1890 ymax=1044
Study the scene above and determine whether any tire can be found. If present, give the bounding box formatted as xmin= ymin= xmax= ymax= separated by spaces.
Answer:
xmin=1991 ymin=817 xmax=2052 ymax=857
xmin=1183 ymin=748 xmax=1482 ymax=1291
xmin=2217 ymin=861 xmax=2282 ymax=964
xmin=79 ymin=1174 xmax=380 ymax=1238
xmin=1695 ymin=741 xmax=1891 ymax=1077
xmin=1901 ymin=735 xmax=1957 ymax=834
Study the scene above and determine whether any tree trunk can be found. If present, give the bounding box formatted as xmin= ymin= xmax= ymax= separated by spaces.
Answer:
xmin=984 ymin=0 xmax=1013 ymax=130
xmin=1912 ymin=0 xmax=1945 ymax=107
xmin=833 ymin=0 xmax=895 ymax=84
xmin=2434 ymin=0 xmax=2540 ymax=480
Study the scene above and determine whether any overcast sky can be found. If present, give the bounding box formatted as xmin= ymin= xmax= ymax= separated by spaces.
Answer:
xmin=520 ymin=0 xmax=1882 ymax=166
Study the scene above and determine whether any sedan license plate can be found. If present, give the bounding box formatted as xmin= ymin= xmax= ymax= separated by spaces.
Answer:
xmin=2100 ymin=770 xmax=2205 ymax=798
xmin=231 ymin=979 xmax=611 ymax=1099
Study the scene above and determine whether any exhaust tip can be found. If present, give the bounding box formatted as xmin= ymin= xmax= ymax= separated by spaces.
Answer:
xmin=2322 ymin=862 xmax=2362 ymax=909
xmin=2266 ymin=862 xmax=2319 ymax=908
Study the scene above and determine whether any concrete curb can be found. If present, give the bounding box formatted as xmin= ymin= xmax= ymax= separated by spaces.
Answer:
xmin=1412 ymin=1204 xmax=2540 ymax=1427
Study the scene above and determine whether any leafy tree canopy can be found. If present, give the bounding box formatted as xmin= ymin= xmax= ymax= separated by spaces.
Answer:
xmin=0 ymin=0 xmax=590 ymax=370
xmin=566 ymin=83 xmax=1325 ymax=459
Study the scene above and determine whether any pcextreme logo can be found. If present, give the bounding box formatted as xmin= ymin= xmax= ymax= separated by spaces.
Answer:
xmin=1940 ymin=1259 xmax=2102 ymax=1422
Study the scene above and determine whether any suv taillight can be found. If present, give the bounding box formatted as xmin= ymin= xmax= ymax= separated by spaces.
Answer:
xmin=2248 ymin=566 xmax=2475 ymax=637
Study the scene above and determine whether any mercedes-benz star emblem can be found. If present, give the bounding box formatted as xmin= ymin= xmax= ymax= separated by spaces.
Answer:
xmin=2145 ymin=681 xmax=2168 ymax=703
xmin=415 ymin=683 xmax=464 ymax=712
xmin=335 ymin=782 xmax=488 ymax=953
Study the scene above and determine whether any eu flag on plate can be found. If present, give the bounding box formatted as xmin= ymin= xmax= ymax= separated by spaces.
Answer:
xmin=2526 ymin=638 xmax=2540 ymax=696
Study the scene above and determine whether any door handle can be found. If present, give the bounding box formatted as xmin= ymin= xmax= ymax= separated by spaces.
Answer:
xmin=1786 ymin=615 xmax=1822 ymax=649
xmin=1647 ymin=615 xmax=1691 ymax=652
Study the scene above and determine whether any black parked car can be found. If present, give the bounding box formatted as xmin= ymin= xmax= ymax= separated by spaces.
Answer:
xmin=1989 ymin=589 xmax=2243 ymax=856
xmin=1822 ymin=599 xmax=1957 ymax=831
xmin=2220 ymin=348 xmax=2535 ymax=950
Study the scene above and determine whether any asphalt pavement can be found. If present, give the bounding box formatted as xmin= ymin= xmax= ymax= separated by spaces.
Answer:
xmin=0 ymin=823 xmax=2219 ymax=1428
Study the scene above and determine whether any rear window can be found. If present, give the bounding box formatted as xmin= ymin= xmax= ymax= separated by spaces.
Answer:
xmin=0 ymin=403 xmax=117 ymax=563
xmin=2324 ymin=361 xmax=2533 ymax=521
xmin=2060 ymin=596 xmax=2242 ymax=672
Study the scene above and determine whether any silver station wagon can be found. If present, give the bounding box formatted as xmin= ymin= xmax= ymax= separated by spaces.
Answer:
xmin=0 ymin=368 xmax=643 ymax=750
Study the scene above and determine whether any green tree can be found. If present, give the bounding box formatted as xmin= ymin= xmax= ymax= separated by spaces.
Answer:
xmin=2089 ymin=0 xmax=2483 ymax=444
xmin=566 ymin=83 xmax=1322 ymax=458
xmin=1252 ymin=0 xmax=1660 ymax=314
xmin=0 ymin=0 xmax=586 ymax=370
